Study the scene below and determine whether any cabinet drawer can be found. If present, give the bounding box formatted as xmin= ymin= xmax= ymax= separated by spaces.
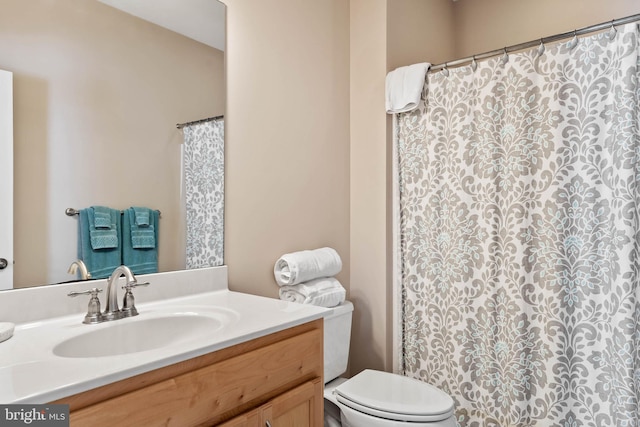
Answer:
xmin=69 ymin=327 xmax=322 ymax=427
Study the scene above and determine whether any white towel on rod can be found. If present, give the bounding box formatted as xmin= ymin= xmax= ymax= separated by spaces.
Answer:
xmin=274 ymin=247 xmax=342 ymax=286
xmin=279 ymin=277 xmax=346 ymax=308
xmin=385 ymin=62 xmax=431 ymax=114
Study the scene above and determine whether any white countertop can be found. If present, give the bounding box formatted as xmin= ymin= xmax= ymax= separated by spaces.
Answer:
xmin=0 ymin=289 xmax=329 ymax=404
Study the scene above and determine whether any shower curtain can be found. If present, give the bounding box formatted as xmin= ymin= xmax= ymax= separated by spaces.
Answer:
xmin=397 ymin=23 xmax=640 ymax=426
xmin=183 ymin=119 xmax=224 ymax=268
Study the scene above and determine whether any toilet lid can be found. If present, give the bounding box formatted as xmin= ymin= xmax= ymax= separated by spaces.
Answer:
xmin=335 ymin=370 xmax=454 ymax=422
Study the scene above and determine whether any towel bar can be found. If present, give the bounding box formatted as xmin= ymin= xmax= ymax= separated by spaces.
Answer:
xmin=65 ymin=208 xmax=161 ymax=217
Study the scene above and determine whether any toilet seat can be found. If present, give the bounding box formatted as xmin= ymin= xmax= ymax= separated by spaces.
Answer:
xmin=334 ymin=370 xmax=454 ymax=423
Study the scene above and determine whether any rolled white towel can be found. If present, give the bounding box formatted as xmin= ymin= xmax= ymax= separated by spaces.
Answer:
xmin=274 ymin=247 xmax=342 ymax=286
xmin=279 ymin=277 xmax=346 ymax=308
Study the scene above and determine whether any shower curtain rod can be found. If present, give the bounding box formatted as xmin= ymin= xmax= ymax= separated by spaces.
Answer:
xmin=430 ymin=13 xmax=640 ymax=72
xmin=176 ymin=114 xmax=224 ymax=130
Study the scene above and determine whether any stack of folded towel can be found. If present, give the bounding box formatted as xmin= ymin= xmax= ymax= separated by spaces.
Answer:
xmin=274 ymin=247 xmax=346 ymax=307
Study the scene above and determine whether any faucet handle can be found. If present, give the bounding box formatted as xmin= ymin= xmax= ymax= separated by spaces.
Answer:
xmin=122 ymin=281 xmax=150 ymax=290
xmin=68 ymin=288 xmax=103 ymax=324
xmin=67 ymin=288 xmax=102 ymax=298
xmin=121 ymin=282 xmax=150 ymax=318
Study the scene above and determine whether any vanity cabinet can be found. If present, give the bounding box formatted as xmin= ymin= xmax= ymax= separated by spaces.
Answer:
xmin=52 ymin=319 xmax=323 ymax=426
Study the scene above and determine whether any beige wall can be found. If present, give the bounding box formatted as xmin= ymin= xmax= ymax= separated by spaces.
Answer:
xmin=387 ymin=0 xmax=456 ymax=69
xmin=1 ymin=0 xmax=224 ymax=288
xmin=348 ymin=0 xmax=456 ymax=376
xmin=223 ymin=0 xmax=351 ymax=298
xmin=349 ymin=0 xmax=390 ymax=375
xmin=454 ymin=0 xmax=640 ymax=57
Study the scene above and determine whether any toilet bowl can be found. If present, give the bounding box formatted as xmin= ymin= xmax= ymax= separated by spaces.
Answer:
xmin=323 ymin=302 xmax=456 ymax=427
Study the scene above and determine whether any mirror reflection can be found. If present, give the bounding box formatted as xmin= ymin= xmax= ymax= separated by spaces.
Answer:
xmin=0 ymin=0 xmax=226 ymax=289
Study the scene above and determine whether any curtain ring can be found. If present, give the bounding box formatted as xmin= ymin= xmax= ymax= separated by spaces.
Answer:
xmin=501 ymin=48 xmax=509 ymax=65
xmin=608 ymin=20 xmax=617 ymax=39
xmin=567 ymin=30 xmax=579 ymax=50
xmin=470 ymin=55 xmax=477 ymax=71
xmin=537 ymin=38 xmax=545 ymax=57
xmin=442 ymin=64 xmax=450 ymax=77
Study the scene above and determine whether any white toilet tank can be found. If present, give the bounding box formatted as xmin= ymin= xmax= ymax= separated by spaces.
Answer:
xmin=324 ymin=301 xmax=354 ymax=384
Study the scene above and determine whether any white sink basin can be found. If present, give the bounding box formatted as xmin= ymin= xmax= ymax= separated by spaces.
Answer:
xmin=53 ymin=312 xmax=228 ymax=358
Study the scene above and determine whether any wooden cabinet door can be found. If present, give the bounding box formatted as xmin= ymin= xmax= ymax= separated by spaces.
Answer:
xmin=220 ymin=379 xmax=323 ymax=427
xmin=261 ymin=379 xmax=322 ymax=427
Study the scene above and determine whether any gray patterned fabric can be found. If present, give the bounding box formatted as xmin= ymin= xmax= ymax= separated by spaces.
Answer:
xmin=397 ymin=24 xmax=640 ymax=426
xmin=183 ymin=119 xmax=224 ymax=268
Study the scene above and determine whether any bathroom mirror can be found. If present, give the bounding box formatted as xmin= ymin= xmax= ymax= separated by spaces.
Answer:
xmin=0 ymin=0 xmax=226 ymax=289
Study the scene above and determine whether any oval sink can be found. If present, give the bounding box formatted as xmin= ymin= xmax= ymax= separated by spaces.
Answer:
xmin=53 ymin=313 xmax=224 ymax=358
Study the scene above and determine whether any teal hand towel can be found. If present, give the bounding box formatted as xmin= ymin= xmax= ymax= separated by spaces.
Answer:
xmin=89 ymin=206 xmax=118 ymax=249
xmin=133 ymin=207 xmax=150 ymax=227
xmin=123 ymin=207 xmax=158 ymax=275
xmin=78 ymin=208 xmax=122 ymax=279
xmin=93 ymin=206 xmax=112 ymax=229
xmin=129 ymin=207 xmax=155 ymax=248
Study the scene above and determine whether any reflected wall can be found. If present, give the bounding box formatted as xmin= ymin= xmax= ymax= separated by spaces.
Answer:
xmin=0 ymin=0 xmax=225 ymax=288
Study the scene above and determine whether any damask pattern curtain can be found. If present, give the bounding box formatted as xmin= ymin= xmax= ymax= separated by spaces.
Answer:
xmin=397 ymin=24 xmax=640 ymax=426
xmin=183 ymin=119 xmax=224 ymax=268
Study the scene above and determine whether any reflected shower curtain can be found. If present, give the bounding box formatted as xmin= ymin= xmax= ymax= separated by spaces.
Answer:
xmin=397 ymin=24 xmax=640 ymax=426
xmin=183 ymin=119 xmax=224 ymax=268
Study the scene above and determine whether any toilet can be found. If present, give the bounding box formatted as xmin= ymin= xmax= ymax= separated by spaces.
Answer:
xmin=323 ymin=302 xmax=456 ymax=427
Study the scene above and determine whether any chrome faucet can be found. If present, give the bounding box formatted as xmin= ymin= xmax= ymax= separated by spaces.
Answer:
xmin=68 ymin=260 xmax=92 ymax=280
xmin=68 ymin=265 xmax=150 ymax=324
xmin=103 ymin=265 xmax=134 ymax=320
xmin=103 ymin=265 xmax=150 ymax=321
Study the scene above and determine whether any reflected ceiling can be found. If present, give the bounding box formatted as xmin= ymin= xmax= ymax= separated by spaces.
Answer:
xmin=98 ymin=0 xmax=226 ymax=50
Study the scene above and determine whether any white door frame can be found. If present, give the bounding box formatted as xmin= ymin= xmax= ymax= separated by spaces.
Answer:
xmin=0 ymin=69 xmax=13 ymax=290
